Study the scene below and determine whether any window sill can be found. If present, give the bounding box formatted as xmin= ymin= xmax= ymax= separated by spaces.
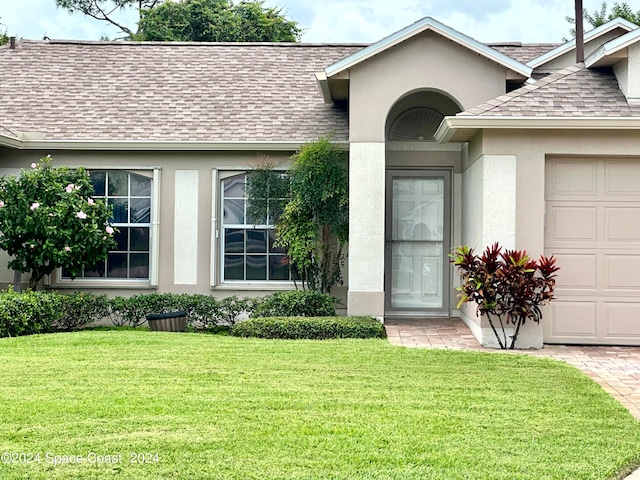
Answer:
xmin=212 ymin=282 xmax=297 ymax=292
xmin=50 ymin=279 xmax=155 ymax=290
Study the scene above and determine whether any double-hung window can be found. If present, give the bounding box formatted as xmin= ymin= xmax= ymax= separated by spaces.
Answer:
xmin=62 ymin=170 xmax=152 ymax=280
xmin=221 ymin=173 xmax=291 ymax=282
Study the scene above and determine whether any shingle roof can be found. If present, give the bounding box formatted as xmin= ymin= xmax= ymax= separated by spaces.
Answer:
xmin=489 ymin=43 xmax=560 ymax=64
xmin=0 ymin=40 xmax=363 ymax=142
xmin=460 ymin=63 xmax=640 ymax=117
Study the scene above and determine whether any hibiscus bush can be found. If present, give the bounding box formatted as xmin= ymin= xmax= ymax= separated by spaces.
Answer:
xmin=0 ymin=156 xmax=116 ymax=289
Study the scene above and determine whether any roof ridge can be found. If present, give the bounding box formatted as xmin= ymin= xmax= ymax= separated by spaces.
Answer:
xmin=19 ymin=39 xmax=370 ymax=47
xmin=461 ymin=63 xmax=586 ymax=116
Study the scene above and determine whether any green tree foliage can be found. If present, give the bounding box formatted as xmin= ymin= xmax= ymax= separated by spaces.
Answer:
xmin=245 ymin=138 xmax=348 ymax=294
xmin=0 ymin=18 xmax=9 ymax=45
xmin=55 ymin=0 xmax=161 ymax=39
xmin=138 ymin=0 xmax=300 ymax=42
xmin=566 ymin=2 xmax=640 ymax=38
xmin=0 ymin=157 xmax=116 ymax=290
xmin=56 ymin=0 xmax=300 ymax=42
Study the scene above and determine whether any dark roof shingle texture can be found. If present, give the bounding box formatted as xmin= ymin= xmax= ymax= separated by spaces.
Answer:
xmin=461 ymin=63 xmax=640 ymax=117
xmin=489 ymin=43 xmax=560 ymax=64
xmin=0 ymin=40 xmax=363 ymax=142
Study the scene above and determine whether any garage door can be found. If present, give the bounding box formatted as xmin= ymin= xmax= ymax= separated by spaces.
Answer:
xmin=544 ymin=158 xmax=640 ymax=345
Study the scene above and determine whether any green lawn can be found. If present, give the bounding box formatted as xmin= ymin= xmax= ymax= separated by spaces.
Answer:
xmin=0 ymin=331 xmax=638 ymax=479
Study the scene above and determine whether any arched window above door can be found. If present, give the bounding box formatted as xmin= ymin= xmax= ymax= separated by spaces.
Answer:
xmin=387 ymin=107 xmax=444 ymax=142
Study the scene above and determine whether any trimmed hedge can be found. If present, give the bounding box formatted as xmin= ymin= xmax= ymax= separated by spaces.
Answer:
xmin=251 ymin=290 xmax=337 ymax=317
xmin=0 ymin=289 xmax=62 ymax=337
xmin=0 ymin=289 xmax=340 ymax=338
xmin=230 ymin=316 xmax=385 ymax=340
xmin=54 ymin=292 xmax=110 ymax=331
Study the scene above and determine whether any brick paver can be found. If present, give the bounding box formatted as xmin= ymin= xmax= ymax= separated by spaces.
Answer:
xmin=385 ymin=317 xmax=640 ymax=477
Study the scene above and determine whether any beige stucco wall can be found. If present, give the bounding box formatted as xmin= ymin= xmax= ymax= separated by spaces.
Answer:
xmin=0 ymin=148 xmax=343 ymax=303
xmin=348 ymin=31 xmax=507 ymax=143
xmin=614 ymin=42 xmax=640 ymax=105
xmin=462 ymin=128 xmax=640 ymax=348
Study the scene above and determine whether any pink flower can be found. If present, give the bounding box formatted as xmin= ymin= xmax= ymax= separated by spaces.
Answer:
xmin=102 ymin=236 xmax=107 ymax=240
xmin=76 ymin=211 xmax=87 ymax=219
xmin=64 ymin=246 xmax=71 ymax=252
xmin=30 ymin=202 xmax=39 ymax=210
xmin=0 ymin=200 xmax=5 ymax=208
xmin=65 ymin=184 xmax=74 ymax=193
xmin=105 ymin=226 xmax=114 ymax=235
xmin=30 ymin=163 xmax=37 ymax=169
xmin=87 ymin=198 xmax=95 ymax=205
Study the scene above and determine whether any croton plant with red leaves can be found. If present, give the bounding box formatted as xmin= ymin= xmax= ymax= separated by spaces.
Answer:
xmin=451 ymin=243 xmax=559 ymax=349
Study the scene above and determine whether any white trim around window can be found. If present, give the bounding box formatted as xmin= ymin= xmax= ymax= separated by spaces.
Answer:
xmin=211 ymin=169 xmax=295 ymax=290
xmin=52 ymin=167 xmax=161 ymax=289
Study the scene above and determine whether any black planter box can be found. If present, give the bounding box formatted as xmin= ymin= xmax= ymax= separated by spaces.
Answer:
xmin=146 ymin=311 xmax=187 ymax=332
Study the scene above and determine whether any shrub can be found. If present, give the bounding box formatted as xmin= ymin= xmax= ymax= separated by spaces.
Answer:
xmin=0 ymin=289 xmax=62 ymax=337
xmin=53 ymin=292 xmax=110 ymax=331
xmin=216 ymin=296 xmax=250 ymax=326
xmin=230 ymin=316 xmax=384 ymax=340
xmin=251 ymin=290 xmax=336 ymax=318
xmin=183 ymin=294 xmax=221 ymax=329
xmin=109 ymin=293 xmax=186 ymax=328
xmin=451 ymin=243 xmax=559 ymax=349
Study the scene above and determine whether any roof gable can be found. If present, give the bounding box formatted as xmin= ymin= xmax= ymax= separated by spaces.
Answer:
xmin=527 ymin=17 xmax=637 ymax=69
xmin=586 ymin=27 xmax=640 ymax=67
xmin=323 ymin=17 xmax=532 ymax=79
xmin=459 ymin=63 xmax=640 ymax=117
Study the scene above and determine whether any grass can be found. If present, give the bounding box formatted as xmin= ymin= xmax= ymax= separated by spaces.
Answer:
xmin=0 ymin=331 xmax=638 ymax=479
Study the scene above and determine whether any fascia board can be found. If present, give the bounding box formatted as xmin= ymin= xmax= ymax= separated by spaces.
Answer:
xmin=585 ymin=27 xmax=640 ymax=67
xmin=527 ymin=18 xmax=637 ymax=69
xmin=435 ymin=115 xmax=640 ymax=143
xmin=0 ymin=134 xmax=21 ymax=148
xmin=325 ymin=16 xmax=531 ymax=79
xmin=314 ymin=71 xmax=333 ymax=104
xmin=0 ymin=139 xmax=349 ymax=151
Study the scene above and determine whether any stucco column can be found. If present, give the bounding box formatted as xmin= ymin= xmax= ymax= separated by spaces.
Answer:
xmin=461 ymin=154 xmax=542 ymax=349
xmin=347 ymin=142 xmax=386 ymax=319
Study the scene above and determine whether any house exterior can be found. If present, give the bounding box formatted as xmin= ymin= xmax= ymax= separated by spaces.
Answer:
xmin=2 ymin=16 xmax=640 ymax=348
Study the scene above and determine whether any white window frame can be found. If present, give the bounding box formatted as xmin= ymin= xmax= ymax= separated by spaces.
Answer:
xmin=51 ymin=167 xmax=161 ymax=289
xmin=212 ymin=169 xmax=294 ymax=289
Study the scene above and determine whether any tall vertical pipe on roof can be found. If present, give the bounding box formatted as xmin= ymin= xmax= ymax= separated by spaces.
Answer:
xmin=9 ymin=36 xmax=15 ymax=50
xmin=575 ymin=0 xmax=584 ymax=62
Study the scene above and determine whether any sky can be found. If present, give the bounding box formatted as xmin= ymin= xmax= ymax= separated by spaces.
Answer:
xmin=0 ymin=0 xmax=635 ymax=44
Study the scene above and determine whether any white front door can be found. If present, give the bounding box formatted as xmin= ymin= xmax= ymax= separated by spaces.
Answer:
xmin=385 ymin=170 xmax=451 ymax=315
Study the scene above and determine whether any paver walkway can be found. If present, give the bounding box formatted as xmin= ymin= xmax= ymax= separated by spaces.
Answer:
xmin=385 ymin=317 xmax=640 ymax=479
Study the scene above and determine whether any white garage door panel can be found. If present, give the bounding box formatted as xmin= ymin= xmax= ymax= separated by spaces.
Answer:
xmin=552 ymin=253 xmax=597 ymax=290
xmin=604 ymin=303 xmax=640 ymax=339
xmin=605 ymin=207 xmax=640 ymax=242
xmin=605 ymin=162 xmax=640 ymax=196
xmin=545 ymin=158 xmax=640 ymax=345
xmin=605 ymin=255 xmax=640 ymax=290
xmin=547 ymin=206 xmax=597 ymax=242
xmin=547 ymin=301 xmax=597 ymax=338
xmin=548 ymin=160 xmax=597 ymax=197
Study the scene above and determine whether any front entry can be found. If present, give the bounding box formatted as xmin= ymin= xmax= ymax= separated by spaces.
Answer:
xmin=385 ymin=170 xmax=451 ymax=316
